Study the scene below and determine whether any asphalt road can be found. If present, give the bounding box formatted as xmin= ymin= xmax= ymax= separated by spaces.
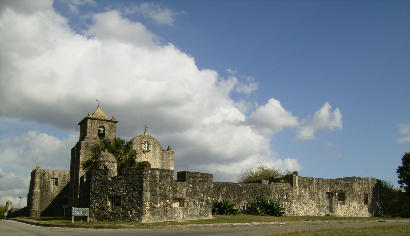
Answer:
xmin=1 ymin=219 xmax=409 ymax=236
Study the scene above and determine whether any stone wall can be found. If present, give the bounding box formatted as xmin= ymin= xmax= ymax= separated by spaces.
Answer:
xmin=211 ymin=175 xmax=382 ymax=217
xmin=212 ymin=181 xmax=293 ymax=214
xmin=89 ymin=168 xmax=144 ymax=221
xmin=26 ymin=166 xmax=70 ymax=217
xmin=89 ymin=167 xmax=213 ymax=222
xmin=291 ymin=176 xmax=381 ymax=216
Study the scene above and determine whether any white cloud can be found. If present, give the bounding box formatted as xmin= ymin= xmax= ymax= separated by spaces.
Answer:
xmin=66 ymin=0 xmax=95 ymax=14
xmin=296 ymin=102 xmax=342 ymax=140
xmin=248 ymin=98 xmax=299 ymax=136
xmin=397 ymin=124 xmax=410 ymax=145
xmin=397 ymin=136 xmax=410 ymax=145
xmin=0 ymin=131 xmax=76 ymax=207
xmin=0 ymin=167 xmax=29 ymax=207
xmin=0 ymin=0 xmax=52 ymax=13
xmin=87 ymin=10 xmax=158 ymax=47
xmin=398 ymin=124 xmax=410 ymax=135
xmin=0 ymin=131 xmax=76 ymax=171
xmin=0 ymin=3 xmax=301 ymax=183
xmin=124 ymin=2 xmax=178 ymax=26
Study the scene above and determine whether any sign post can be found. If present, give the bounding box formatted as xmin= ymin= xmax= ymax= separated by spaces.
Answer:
xmin=72 ymin=207 xmax=89 ymax=223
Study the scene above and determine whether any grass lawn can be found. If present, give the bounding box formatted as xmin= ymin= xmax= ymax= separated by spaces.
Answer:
xmin=269 ymin=225 xmax=410 ymax=236
xmin=15 ymin=215 xmax=407 ymax=227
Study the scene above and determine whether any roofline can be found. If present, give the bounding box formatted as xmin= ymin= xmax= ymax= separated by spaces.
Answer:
xmin=78 ymin=116 xmax=118 ymax=125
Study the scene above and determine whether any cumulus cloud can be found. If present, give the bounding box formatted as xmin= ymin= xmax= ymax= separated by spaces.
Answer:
xmin=0 ymin=2 xmax=302 ymax=184
xmin=397 ymin=124 xmax=410 ymax=145
xmin=0 ymin=0 xmax=52 ymax=13
xmin=248 ymin=98 xmax=299 ymax=136
xmin=124 ymin=2 xmax=178 ymax=26
xmin=0 ymin=131 xmax=75 ymax=207
xmin=0 ymin=167 xmax=28 ymax=207
xmin=296 ymin=102 xmax=343 ymax=140
xmin=87 ymin=10 xmax=158 ymax=47
xmin=66 ymin=0 xmax=95 ymax=14
xmin=0 ymin=131 xmax=76 ymax=171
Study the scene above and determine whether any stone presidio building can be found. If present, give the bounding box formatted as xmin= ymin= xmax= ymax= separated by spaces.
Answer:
xmin=26 ymin=106 xmax=382 ymax=222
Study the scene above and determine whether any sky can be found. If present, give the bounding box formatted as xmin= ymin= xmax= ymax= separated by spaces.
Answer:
xmin=0 ymin=0 xmax=409 ymax=207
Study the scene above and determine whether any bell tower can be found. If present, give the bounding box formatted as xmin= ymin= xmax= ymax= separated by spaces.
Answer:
xmin=69 ymin=105 xmax=118 ymax=207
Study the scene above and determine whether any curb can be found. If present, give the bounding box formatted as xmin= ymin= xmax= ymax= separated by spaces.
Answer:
xmin=10 ymin=218 xmax=410 ymax=230
xmin=10 ymin=218 xmax=289 ymax=229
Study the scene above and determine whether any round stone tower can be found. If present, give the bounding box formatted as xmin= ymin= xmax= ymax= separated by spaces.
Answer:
xmin=96 ymin=149 xmax=117 ymax=179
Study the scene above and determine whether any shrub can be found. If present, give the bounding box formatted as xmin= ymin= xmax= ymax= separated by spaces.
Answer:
xmin=380 ymin=180 xmax=410 ymax=217
xmin=238 ymin=165 xmax=294 ymax=183
xmin=0 ymin=205 xmax=5 ymax=219
xmin=245 ymin=197 xmax=285 ymax=216
xmin=212 ymin=200 xmax=239 ymax=215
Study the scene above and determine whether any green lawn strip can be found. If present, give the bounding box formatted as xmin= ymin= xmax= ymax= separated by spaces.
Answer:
xmin=14 ymin=215 xmax=407 ymax=228
xmin=269 ymin=225 xmax=410 ymax=236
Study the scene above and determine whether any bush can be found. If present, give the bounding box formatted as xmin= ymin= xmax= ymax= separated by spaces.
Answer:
xmin=0 ymin=206 xmax=5 ymax=219
xmin=212 ymin=200 xmax=239 ymax=215
xmin=238 ymin=165 xmax=293 ymax=183
xmin=245 ymin=197 xmax=285 ymax=216
xmin=381 ymin=181 xmax=410 ymax=217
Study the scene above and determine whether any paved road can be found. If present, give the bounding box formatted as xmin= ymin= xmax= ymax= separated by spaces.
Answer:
xmin=1 ymin=219 xmax=409 ymax=236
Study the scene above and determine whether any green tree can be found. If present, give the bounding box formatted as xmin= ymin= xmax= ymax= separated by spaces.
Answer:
xmin=380 ymin=181 xmax=409 ymax=217
xmin=82 ymin=138 xmax=138 ymax=172
xmin=397 ymin=152 xmax=410 ymax=196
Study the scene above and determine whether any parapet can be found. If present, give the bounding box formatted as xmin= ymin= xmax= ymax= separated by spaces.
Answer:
xmin=177 ymin=171 xmax=213 ymax=182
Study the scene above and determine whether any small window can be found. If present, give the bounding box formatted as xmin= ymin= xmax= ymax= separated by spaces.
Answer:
xmin=98 ymin=126 xmax=105 ymax=139
xmin=338 ymin=191 xmax=345 ymax=201
xmin=172 ymin=198 xmax=185 ymax=207
xmin=364 ymin=194 xmax=369 ymax=205
xmin=51 ymin=178 xmax=59 ymax=186
xmin=109 ymin=195 xmax=121 ymax=210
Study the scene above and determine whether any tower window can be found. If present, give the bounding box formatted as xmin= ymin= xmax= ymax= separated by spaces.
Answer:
xmin=51 ymin=178 xmax=59 ymax=186
xmin=143 ymin=141 xmax=150 ymax=151
xmin=98 ymin=126 xmax=105 ymax=139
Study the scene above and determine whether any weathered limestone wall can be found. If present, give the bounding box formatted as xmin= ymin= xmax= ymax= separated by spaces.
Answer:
xmin=89 ymin=168 xmax=144 ymax=221
xmin=212 ymin=182 xmax=293 ymax=213
xmin=89 ymin=167 xmax=213 ymax=222
xmin=291 ymin=176 xmax=381 ymax=216
xmin=131 ymin=134 xmax=174 ymax=170
xmin=26 ymin=166 xmax=70 ymax=217
xmin=212 ymin=175 xmax=381 ymax=217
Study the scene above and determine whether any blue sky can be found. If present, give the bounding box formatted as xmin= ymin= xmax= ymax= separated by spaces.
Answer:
xmin=0 ymin=0 xmax=409 ymax=206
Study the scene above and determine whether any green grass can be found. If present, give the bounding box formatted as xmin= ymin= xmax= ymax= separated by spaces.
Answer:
xmin=269 ymin=225 xmax=410 ymax=236
xmin=15 ymin=215 xmax=407 ymax=228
